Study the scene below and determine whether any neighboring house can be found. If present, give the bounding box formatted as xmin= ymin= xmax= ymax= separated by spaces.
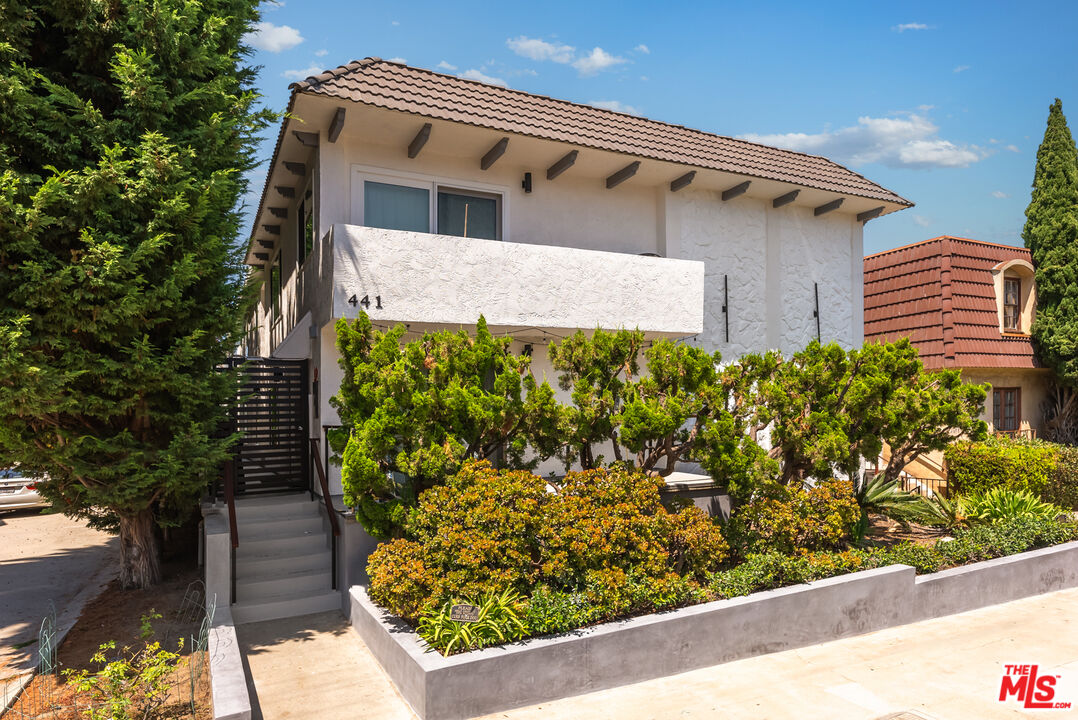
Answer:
xmin=219 ymin=58 xmax=909 ymax=622
xmin=864 ymin=236 xmax=1050 ymax=480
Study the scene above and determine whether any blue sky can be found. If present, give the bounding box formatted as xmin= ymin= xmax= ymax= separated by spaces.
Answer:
xmin=241 ymin=0 xmax=1078 ymax=255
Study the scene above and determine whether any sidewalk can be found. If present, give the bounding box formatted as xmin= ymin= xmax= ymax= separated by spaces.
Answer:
xmin=239 ymin=587 xmax=1078 ymax=720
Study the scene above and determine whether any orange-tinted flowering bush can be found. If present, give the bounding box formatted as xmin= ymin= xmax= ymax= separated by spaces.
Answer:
xmin=727 ymin=480 xmax=861 ymax=556
xmin=366 ymin=460 xmax=729 ymax=622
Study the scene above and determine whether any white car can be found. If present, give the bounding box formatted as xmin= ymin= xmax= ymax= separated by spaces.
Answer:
xmin=0 ymin=466 xmax=47 ymax=510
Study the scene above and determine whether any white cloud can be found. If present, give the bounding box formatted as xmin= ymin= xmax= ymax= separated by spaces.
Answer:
xmin=391 ymin=20 xmax=400 ymax=26
xmin=460 ymin=69 xmax=507 ymax=87
xmin=387 ymin=57 xmax=407 ymax=64
xmin=314 ymin=49 xmax=328 ymax=57
xmin=573 ymin=47 xmax=627 ymax=76
xmin=953 ymin=65 xmax=970 ymax=73
xmin=634 ymin=44 xmax=650 ymax=54
xmin=437 ymin=60 xmax=458 ymax=71
xmin=507 ymin=36 xmax=575 ymax=63
xmin=917 ymin=104 xmax=935 ymax=112
xmin=991 ymin=190 xmax=1009 ymax=199
xmin=282 ymin=64 xmax=323 ymax=81
xmin=739 ymin=113 xmax=982 ymax=169
xmin=893 ymin=22 xmax=933 ymax=32
xmin=589 ymin=99 xmax=641 ymax=115
xmin=640 ymin=75 xmax=649 ymax=81
xmin=1005 ymin=144 xmax=1020 ymax=152
xmin=913 ymin=215 xmax=932 ymax=227
xmin=244 ymin=21 xmax=304 ymax=53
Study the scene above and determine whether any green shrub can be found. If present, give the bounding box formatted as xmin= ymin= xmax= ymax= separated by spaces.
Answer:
xmin=726 ymin=480 xmax=861 ymax=556
xmin=417 ymin=589 xmax=528 ymax=656
xmin=867 ymin=543 xmax=944 ymax=574
xmin=937 ymin=516 xmax=1078 ymax=565
xmin=1045 ymin=445 xmax=1078 ymax=509
xmin=708 ymin=549 xmax=871 ymax=599
xmin=945 ymin=438 xmax=1057 ymax=497
xmin=367 ymin=461 xmax=729 ymax=622
xmin=963 ymin=487 xmax=1064 ymax=523
xmin=525 ymin=586 xmax=597 ymax=636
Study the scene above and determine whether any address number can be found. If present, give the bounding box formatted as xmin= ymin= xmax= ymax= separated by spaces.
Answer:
xmin=347 ymin=294 xmax=383 ymax=309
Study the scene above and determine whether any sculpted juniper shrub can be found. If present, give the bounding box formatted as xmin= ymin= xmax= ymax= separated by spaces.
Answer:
xmin=367 ymin=460 xmax=729 ymax=623
xmin=726 ymin=480 xmax=861 ymax=556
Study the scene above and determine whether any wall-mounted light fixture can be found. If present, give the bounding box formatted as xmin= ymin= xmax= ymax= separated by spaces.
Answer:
xmin=523 ymin=344 xmax=533 ymax=357
xmin=522 ymin=172 xmax=533 ymax=194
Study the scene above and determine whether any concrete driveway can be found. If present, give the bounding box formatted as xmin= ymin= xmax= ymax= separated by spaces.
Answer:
xmin=0 ymin=508 xmax=117 ymax=676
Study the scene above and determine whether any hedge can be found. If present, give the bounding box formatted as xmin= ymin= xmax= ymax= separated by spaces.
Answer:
xmin=945 ymin=438 xmax=1057 ymax=497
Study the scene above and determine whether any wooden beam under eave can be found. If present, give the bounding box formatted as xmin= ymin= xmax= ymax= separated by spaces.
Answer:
xmin=814 ymin=198 xmax=844 ymax=217
xmin=262 ymin=224 xmax=281 ymax=235
xmin=722 ymin=180 xmax=751 ymax=201
xmin=283 ymin=161 xmax=306 ymax=177
xmin=546 ymin=150 xmax=578 ymax=180
xmin=480 ymin=137 xmax=509 ymax=171
xmin=328 ymin=107 xmax=346 ymax=143
xmin=857 ymin=206 xmax=884 ymax=223
xmin=256 ymin=239 xmax=275 ymax=249
xmin=670 ymin=171 xmax=696 ymax=192
xmin=408 ymin=123 xmax=432 ymax=159
xmin=274 ymin=186 xmax=295 ymax=199
xmin=268 ymin=207 xmax=288 ymax=219
xmin=606 ymin=161 xmax=640 ymax=189
xmin=292 ymin=131 xmax=318 ymax=147
xmin=253 ymin=252 xmax=269 ymax=262
xmin=772 ymin=189 xmax=800 ymax=208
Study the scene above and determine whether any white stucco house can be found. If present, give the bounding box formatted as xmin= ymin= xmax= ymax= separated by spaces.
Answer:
xmin=216 ymin=58 xmax=910 ymax=621
xmin=242 ymin=57 xmax=911 ymax=489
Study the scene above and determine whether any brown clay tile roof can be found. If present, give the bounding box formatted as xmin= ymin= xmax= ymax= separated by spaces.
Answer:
xmin=289 ymin=58 xmax=912 ymax=207
xmin=864 ymin=236 xmax=1039 ymax=370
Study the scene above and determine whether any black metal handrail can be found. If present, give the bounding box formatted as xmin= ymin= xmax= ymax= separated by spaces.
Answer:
xmin=310 ymin=438 xmax=340 ymax=539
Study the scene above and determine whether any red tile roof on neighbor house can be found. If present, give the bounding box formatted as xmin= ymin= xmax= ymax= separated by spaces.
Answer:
xmin=289 ymin=58 xmax=912 ymax=207
xmin=864 ymin=236 xmax=1039 ymax=370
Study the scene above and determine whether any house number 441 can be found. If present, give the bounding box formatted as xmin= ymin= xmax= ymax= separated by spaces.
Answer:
xmin=348 ymin=294 xmax=383 ymax=310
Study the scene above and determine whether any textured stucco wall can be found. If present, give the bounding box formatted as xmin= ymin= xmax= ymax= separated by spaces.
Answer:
xmin=674 ymin=190 xmax=768 ymax=359
xmin=331 ymin=224 xmax=704 ymax=335
xmin=673 ymin=191 xmax=863 ymax=358
xmin=775 ymin=205 xmax=858 ymax=354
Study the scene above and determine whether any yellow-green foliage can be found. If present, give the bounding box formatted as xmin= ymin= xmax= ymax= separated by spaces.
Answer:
xmin=367 ymin=461 xmax=729 ymax=622
xmin=727 ymin=480 xmax=861 ymax=556
xmin=945 ymin=438 xmax=1058 ymax=496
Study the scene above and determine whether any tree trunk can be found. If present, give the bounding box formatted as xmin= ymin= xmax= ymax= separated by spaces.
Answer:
xmin=118 ymin=508 xmax=162 ymax=589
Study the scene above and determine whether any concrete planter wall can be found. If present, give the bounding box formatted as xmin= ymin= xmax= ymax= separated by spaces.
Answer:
xmin=350 ymin=540 xmax=1078 ymax=720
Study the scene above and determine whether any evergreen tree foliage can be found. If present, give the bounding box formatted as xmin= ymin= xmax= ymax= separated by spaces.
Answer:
xmin=0 ymin=2 xmax=269 ymax=587
xmin=331 ymin=314 xmax=562 ymax=539
xmin=1022 ymin=98 xmax=1078 ymax=441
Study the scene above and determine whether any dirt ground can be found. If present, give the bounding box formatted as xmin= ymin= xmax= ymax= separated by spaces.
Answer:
xmin=864 ymin=512 xmax=949 ymax=546
xmin=6 ymin=559 xmax=212 ymax=719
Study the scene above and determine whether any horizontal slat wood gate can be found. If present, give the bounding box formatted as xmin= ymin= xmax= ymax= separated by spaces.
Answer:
xmin=221 ymin=357 xmax=309 ymax=495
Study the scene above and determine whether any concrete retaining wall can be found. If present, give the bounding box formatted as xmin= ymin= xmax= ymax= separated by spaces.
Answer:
xmin=202 ymin=508 xmax=252 ymax=720
xmin=350 ymin=540 xmax=1078 ymax=720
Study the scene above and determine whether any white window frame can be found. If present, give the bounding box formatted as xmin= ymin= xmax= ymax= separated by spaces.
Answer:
xmin=349 ymin=164 xmax=511 ymax=241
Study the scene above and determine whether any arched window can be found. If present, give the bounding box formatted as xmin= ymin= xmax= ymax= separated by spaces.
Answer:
xmin=992 ymin=259 xmax=1036 ymax=334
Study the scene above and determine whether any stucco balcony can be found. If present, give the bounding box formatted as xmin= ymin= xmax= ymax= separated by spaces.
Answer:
xmin=328 ymin=224 xmax=704 ymax=337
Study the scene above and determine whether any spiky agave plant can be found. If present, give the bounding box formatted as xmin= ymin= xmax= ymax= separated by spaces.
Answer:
xmin=964 ymin=487 xmax=1064 ymax=523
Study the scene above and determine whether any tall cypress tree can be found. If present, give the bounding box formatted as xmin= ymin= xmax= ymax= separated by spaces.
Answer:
xmin=1022 ymin=98 xmax=1078 ymax=442
xmin=0 ymin=2 xmax=269 ymax=587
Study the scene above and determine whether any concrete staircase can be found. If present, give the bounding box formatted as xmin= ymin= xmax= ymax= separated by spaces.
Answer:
xmin=231 ymin=493 xmax=340 ymax=624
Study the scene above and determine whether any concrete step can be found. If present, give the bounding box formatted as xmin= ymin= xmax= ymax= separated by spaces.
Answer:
xmin=234 ymin=496 xmax=320 ymax=521
xmin=236 ymin=548 xmax=332 ymax=580
xmin=235 ymin=567 xmax=333 ymax=603
xmin=235 ymin=532 xmax=327 ymax=557
xmin=231 ymin=589 xmax=342 ymax=625
xmin=238 ymin=515 xmax=324 ymax=540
